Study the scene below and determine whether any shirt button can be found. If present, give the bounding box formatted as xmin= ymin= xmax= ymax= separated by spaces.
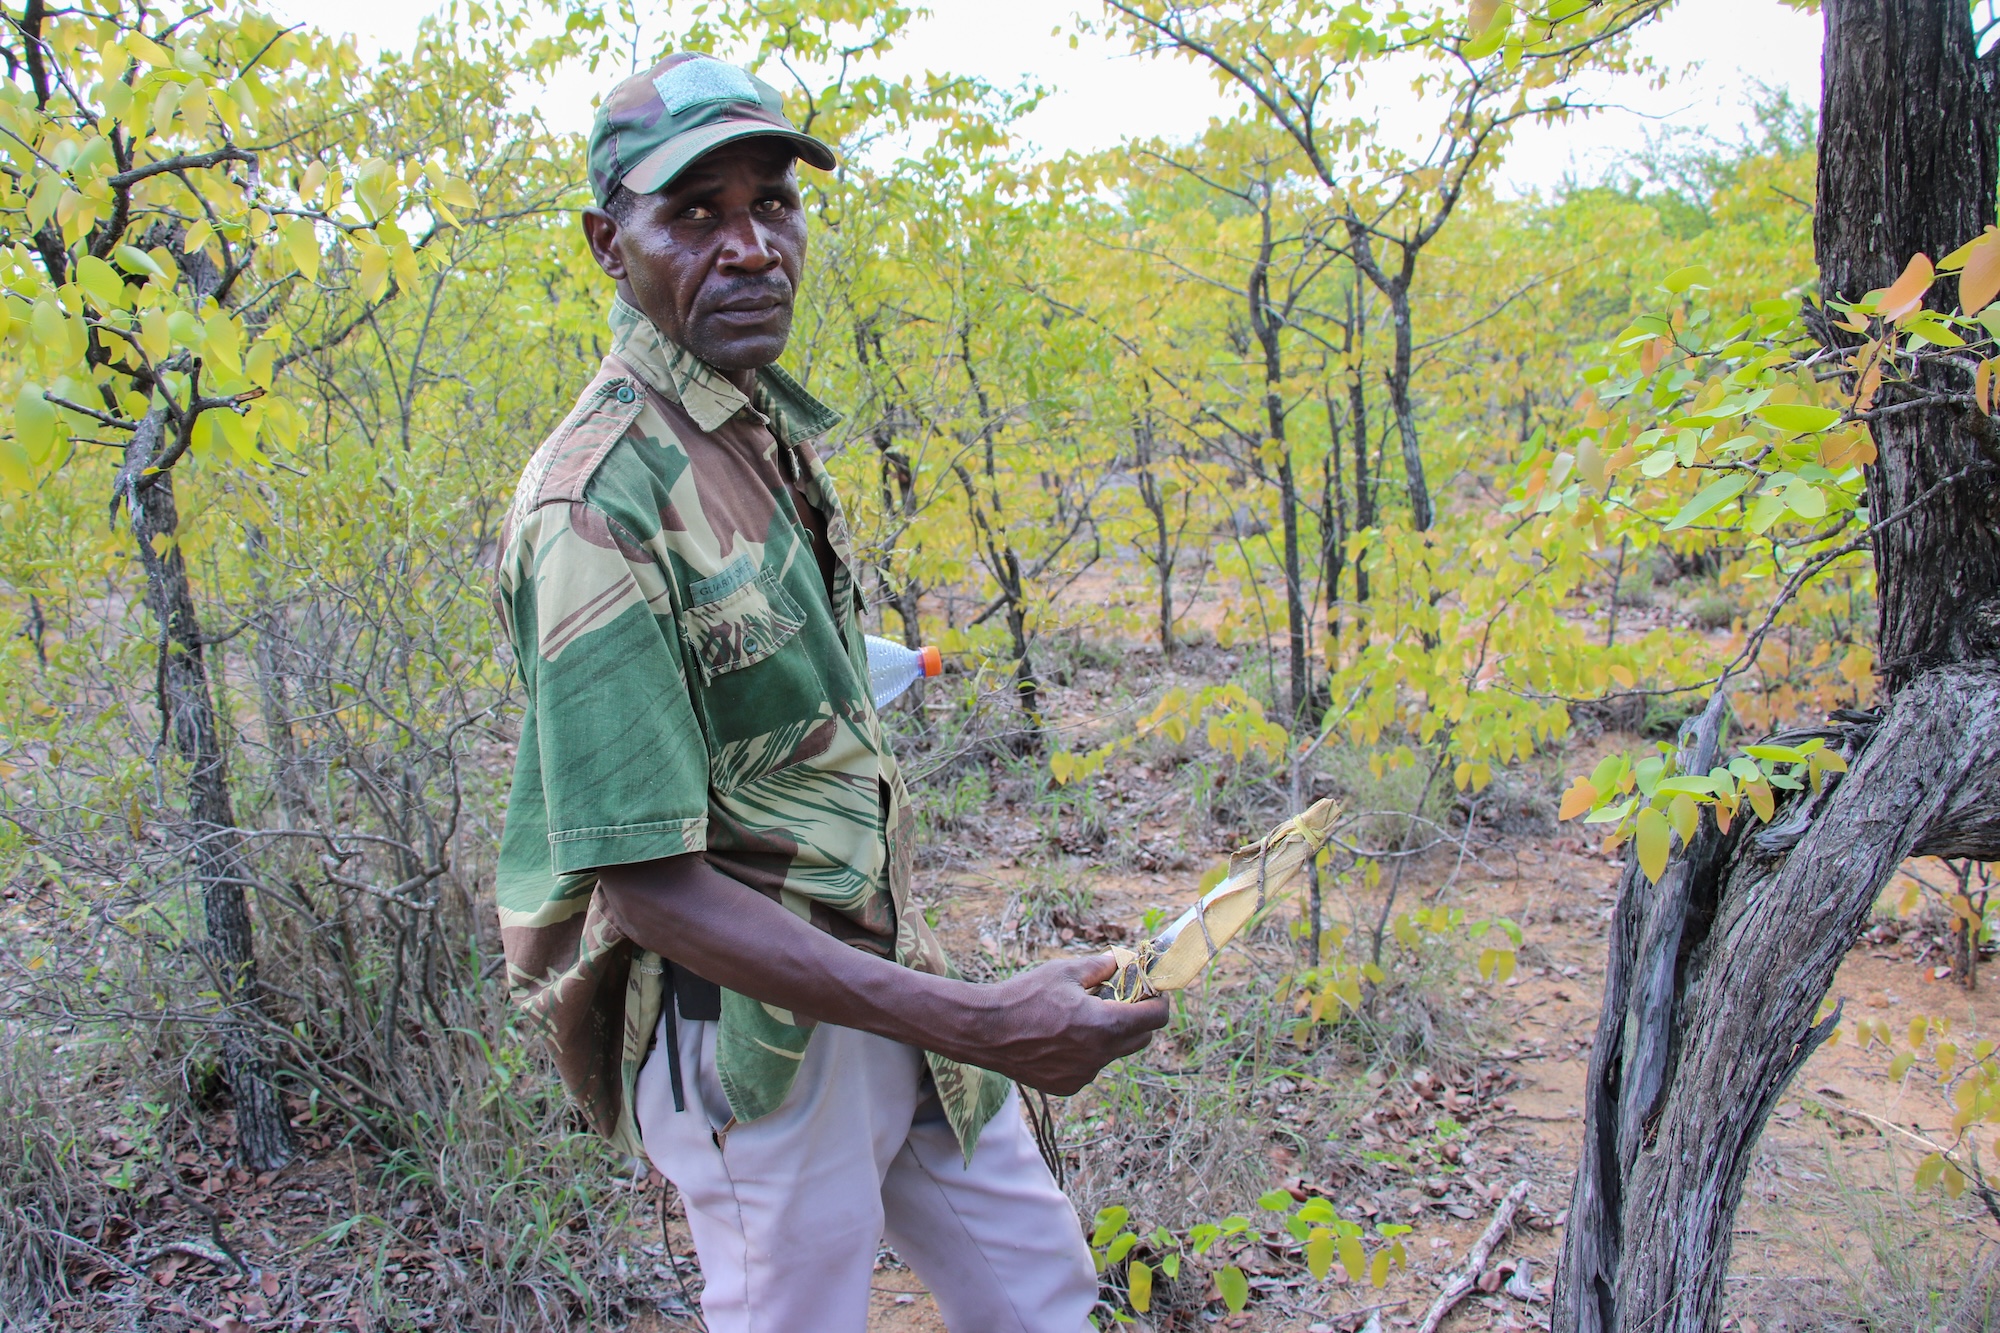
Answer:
xmin=614 ymin=384 xmax=636 ymax=403
xmin=744 ymin=639 xmax=759 ymax=655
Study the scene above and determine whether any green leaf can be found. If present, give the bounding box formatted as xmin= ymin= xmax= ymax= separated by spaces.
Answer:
xmin=1636 ymin=807 xmax=1671 ymax=882
xmin=1664 ymin=474 xmax=1749 ymax=531
xmin=1663 ymin=265 xmax=1713 ymax=294
xmin=1783 ymin=477 xmax=1827 ymax=519
xmin=1756 ymin=403 xmax=1841 ymax=434
xmin=1745 ymin=744 xmax=1804 ymax=763
xmin=113 ymin=244 xmax=167 ymax=281
xmin=1217 ymin=1264 xmax=1249 ymax=1312
xmin=1902 ymin=312 xmax=1965 ymax=346
xmin=75 ymin=254 xmax=126 ymax=310
xmin=1091 ymin=1207 xmax=1128 ymax=1247
xmin=1464 ymin=0 xmax=1509 ymax=58
xmin=1257 ymin=1188 xmax=1293 ymax=1211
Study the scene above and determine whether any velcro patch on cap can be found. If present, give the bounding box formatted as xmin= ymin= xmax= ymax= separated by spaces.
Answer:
xmin=654 ymin=57 xmax=760 ymax=115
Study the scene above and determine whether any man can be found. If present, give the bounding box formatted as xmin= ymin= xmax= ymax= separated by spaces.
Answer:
xmin=493 ymin=53 xmax=1168 ymax=1333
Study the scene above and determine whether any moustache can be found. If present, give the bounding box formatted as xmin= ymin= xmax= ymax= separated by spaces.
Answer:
xmin=700 ymin=274 xmax=794 ymax=315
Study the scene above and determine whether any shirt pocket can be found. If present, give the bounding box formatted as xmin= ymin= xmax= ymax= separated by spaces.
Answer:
xmin=680 ymin=555 xmax=807 ymax=684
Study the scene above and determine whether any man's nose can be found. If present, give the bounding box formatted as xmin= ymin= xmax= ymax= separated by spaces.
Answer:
xmin=717 ymin=212 xmax=781 ymax=272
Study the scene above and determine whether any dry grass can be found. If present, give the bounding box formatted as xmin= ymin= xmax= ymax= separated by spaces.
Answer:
xmin=1728 ymin=1142 xmax=2000 ymax=1332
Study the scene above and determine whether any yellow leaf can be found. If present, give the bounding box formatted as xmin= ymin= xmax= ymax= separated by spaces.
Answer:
xmin=183 ymin=220 xmax=214 ymax=255
xmin=1577 ymin=439 xmax=1604 ymax=487
xmin=1558 ymin=779 xmax=1597 ymax=822
xmin=215 ymin=409 xmax=266 ymax=466
xmin=139 ymin=308 xmax=170 ymax=362
xmin=1913 ymin=1152 xmax=1943 ymax=1190
xmin=1609 ymin=663 xmax=1636 ymax=688
xmin=1128 ymin=1259 xmax=1152 ymax=1313
xmin=284 ymin=216 xmax=320 ymax=282
xmin=391 ymin=238 xmax=418 ymax=293
xmin=247 ymin=340 xmax=276 ymax=389
xmin=1636 ymin=807 xmax=1670 ymax=882
xmin=1337 ymin=1235 xmax=1366 ymax=1283
xmin=1369 ymin=1248 xmax=1390 ymax=1288
xmin=1305 ymin=1231 xmax=1334 ymax=1282
xmin=1937 ymin=1041 xmax=1958 ymax=1076
xmin=357 ymin=239 xmax=389 ymax=299
xmin=30 ymin=297 xmax=64 ymax=349
xmin=1961 ymin=227 xmax=2000 ymax=313
xmin=14 ymin=387 xmax=56 ymax=463
xmin=1909 ymin=1017 xmax=1928 ymax=1048
xmin=1667 ymin=792 xmax=1698 ymax=842
xmin=0 ymin=434 xmax=32 ymax=491
xmin=1745 ymin=779 xmax=1774 ymax=822
xmin=1879 ymin=252 xmax=1934 ymax=323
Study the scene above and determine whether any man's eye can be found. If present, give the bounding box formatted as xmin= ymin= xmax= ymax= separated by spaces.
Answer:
xmin=680 ymin=204 xmax=715 ymax=221
xmin=753 ymin=197 xmax=788 ymax=215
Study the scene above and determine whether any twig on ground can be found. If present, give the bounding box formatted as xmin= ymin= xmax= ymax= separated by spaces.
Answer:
xmin=1417 ymin=1178 xmax=1531 ymax=1333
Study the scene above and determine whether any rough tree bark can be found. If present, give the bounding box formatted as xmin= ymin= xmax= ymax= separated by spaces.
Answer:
xmin=1554 ymin=3 xmax=2000 ymax=1328
xmin=121 ymin=412 xmax=297 ymax=1171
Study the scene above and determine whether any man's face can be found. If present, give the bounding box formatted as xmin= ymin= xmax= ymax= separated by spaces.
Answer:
xmin=582 ymin=140 xmax=807 ymax=373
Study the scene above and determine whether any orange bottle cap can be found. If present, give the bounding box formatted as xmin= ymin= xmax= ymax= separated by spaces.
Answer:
xmin=919 ymin=645 xmax=943 ymax=677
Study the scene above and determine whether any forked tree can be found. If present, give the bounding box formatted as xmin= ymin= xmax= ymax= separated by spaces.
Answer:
xmin=1554 ymin=0 xmax=2000 ymax=1327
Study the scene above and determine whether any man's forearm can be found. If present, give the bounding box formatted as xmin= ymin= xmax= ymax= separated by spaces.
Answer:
xmin=596 ymin=853 xmax=995 ymax=1061
xmin=597 ymin=852 xmax=1168 ymax=1094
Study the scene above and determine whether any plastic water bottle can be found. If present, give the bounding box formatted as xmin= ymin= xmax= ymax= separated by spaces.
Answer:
xmin=864 ymin=635 xmax=942 ymax=709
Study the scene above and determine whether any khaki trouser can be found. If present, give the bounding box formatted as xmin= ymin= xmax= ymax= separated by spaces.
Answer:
xmin=635 ymin=1010 xmax=1099 ymax=1333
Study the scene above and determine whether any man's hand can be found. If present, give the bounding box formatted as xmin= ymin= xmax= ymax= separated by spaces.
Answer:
xmin=964 ymin=954 xmax=1169 ymax=1095
xmin=598 ymin=855 xmax=1166 ymax=1092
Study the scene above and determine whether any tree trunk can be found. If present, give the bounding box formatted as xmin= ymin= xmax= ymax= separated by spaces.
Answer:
xmin=1132 ymin=414 xmax=1178 ymax=661
xmin=1556 ymin=670 xmax=2000 ymax=1331
xmin=1321 ymin=393 xmax=1348 ymax=645
xmin=1555 ymin=3 xmax=2000 ymax=1327
xmin=1384 ymin=284 xmax=1432 ymax=533
xmin=1347 ymin=277 xmax=1373 ymax=609
xmin=1248 ymin=194 xmax=1311 ymax=728
xmin=122 ymin=412 xmax=297 ymax=1171
xmin=1816 ymin=0 xmax=2000 ymax=687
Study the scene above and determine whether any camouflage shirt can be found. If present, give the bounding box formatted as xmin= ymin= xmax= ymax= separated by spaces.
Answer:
xmin=493 ymin=298 xmax=1007 ymax=1158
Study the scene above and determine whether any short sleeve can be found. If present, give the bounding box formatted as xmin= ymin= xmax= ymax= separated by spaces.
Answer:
xmin=508 ymin=497 xmax=708 ymax=874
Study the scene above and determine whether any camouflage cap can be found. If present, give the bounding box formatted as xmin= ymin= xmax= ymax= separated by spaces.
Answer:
xmin=587 ymin=54 xmax=837 ymax=208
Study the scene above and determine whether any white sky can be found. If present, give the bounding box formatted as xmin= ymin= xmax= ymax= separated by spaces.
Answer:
xmin=268 ymin=0 xmax=1823 ymax=195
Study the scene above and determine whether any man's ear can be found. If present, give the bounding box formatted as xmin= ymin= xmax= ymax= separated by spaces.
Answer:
xmin=581 ymin=206 xmax=626 ymax=281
